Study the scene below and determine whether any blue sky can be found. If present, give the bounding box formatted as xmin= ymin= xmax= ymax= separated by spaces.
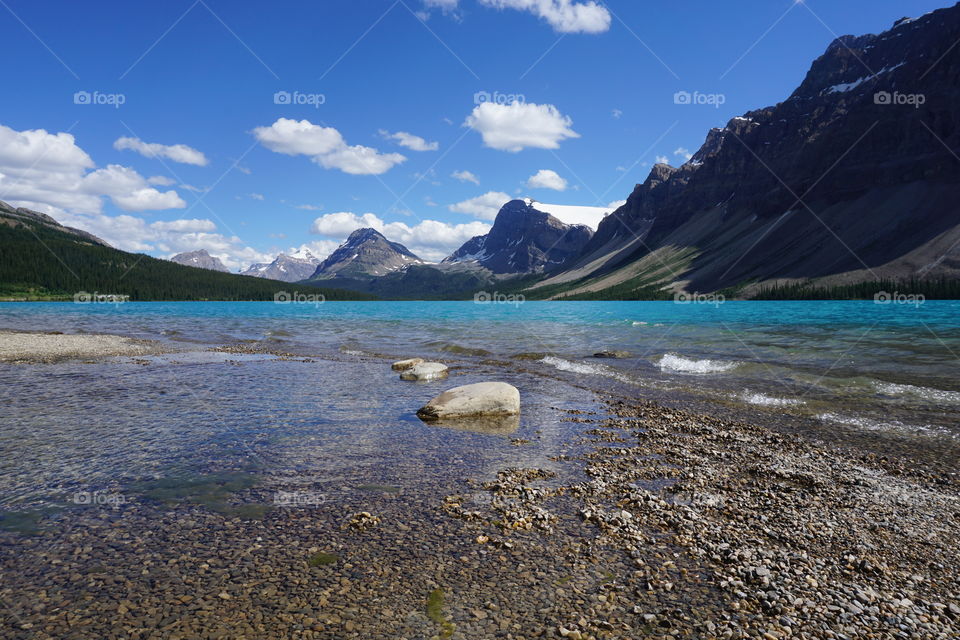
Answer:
xmin=0 ymin=0 xmax=951 ymax=268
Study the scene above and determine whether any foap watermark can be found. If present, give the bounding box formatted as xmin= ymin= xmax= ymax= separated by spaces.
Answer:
xmin=474 ymin=291 xmax=525 ymax=307
xmin=73 ymin=91 xmax=126 ymax=108
xmin=72 ymin=491 xmax=128 ymax=507
xmin=274 ymin=90 xmax=326 ymax=108
xmin=274 ymin=291 xmax=326 ymax=306
xmin=874 ymin=91 xmax=925 ymax=109
xmin=74 ymin=291 xmax=129 ymax=305
xmin=874 ymin=291 xmax=925 ymax=307
xmin=273 ymin=491 xmax=326 ymax=507
xmin=675 ymin=292 xmax=725 ymax=307
xmin=474 ymin=91 xmax=526 ymax=106
xmin=674 ymin=90 xmax=726 ymax=108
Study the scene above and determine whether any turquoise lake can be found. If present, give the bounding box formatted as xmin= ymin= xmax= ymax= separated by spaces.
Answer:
xmin=0 ymin=300 xmax=958 ymax=515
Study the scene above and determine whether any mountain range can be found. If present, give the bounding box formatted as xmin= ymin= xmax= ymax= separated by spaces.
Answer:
xmin=532 ymin=6 xmax=960 ymax=298
xmin=291 ymin=8 xmax=960 ymax=299
xmin=0 ymin=202 xmax=371 ymax=301
xmin=4 ymin=7 xmax=960 ymax=301
xmin=240 ymin=249 xmax=320 ymax=283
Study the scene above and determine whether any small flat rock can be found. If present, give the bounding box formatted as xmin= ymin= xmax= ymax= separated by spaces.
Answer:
xmin=593 ymin=350 xmax=632 ymax=359
xmin=399 ymin=362 xmax=448 ymax=381
xmin=417 ymin=382 xmax=520 ymax=420
xmin=391 ymin=358 xmax=424 ymax=371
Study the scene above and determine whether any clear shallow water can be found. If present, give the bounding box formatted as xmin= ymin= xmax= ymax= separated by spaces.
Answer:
xmin=0 ymin=300 xmax=958 ymax=514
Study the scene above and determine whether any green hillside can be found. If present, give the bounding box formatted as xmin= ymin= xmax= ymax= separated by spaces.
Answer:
xmin=0 ymin=217 xmax=374 ymax=301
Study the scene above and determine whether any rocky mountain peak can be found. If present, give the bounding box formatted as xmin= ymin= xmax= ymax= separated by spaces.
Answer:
xmin=309 ymin=228 xmax=421 ymax=280
xmin=240 ymin=249 xmax=321 ymax=283
xmin=444 ymin=199 xmax=593 ymax=274
xmin=170 ymin=249 xmax=230 ymax=273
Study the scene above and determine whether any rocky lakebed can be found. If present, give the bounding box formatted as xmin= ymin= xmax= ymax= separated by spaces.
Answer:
xmin=0 ymin=339 xmax=958 ymax=639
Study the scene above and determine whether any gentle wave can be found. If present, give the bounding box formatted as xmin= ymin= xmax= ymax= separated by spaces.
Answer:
xmin=658 ymin=353 xmax=740 ymax=374
xmin=874 ymin=381 xmax=960 ymax=404
xmin=740 ymin=392 xmax=804 ymax=407
xmin=818 ymin=412 xmax=950 ymax=438
xmin=540 ymin=356 xmax=631 ymax=382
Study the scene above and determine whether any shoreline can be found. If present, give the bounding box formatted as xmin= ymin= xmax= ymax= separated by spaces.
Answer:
xmin=1 ymin=360 xmax=957 ymax=638
xmin=0 ymin=330 xmax=166 ymax=363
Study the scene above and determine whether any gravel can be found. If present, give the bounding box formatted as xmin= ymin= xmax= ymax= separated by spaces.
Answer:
xmin=0 ymin=388 xmax=956 ymax=639
xmin=0 ymin=331 xmax=162 ymax=363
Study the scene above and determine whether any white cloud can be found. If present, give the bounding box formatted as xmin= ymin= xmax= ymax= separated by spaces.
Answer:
xmin=533 ymin=201 xmax=620 ymax=230
xmin=0 ymin=125 xmax=94 ymax=171
xmin=673 ymin=147 xmax=693 ymax=161
xmin=249 ymin=193 xmax=264 ymax=201
xmin=464 ymin=102 xmax=579 ymax=152
xmin=113 ymin=137 xmax=208 ymax=166
xmin=607 ymin=199 xmax=627 ymax=209
xmin=310 ymin=212 xmax=386 ymax=237
xmin=253 ymin=118 xmax=405 ymax=175
xmin=478 ymin=0 xmax=610 ymax=33
xmin=655 ymin=155 xmax=670 ymax=165
xmin=0 ymin=124 xmax=187 ymax=215
xmin=147 ymin=175 xmax=176 ymax=186
xmin=448 ymin=191 xmax=512 ymax=220
xmin=295 ymin=204 xmax=323 ymax=211
xmin=527 ymin=169 xmax=568 ymax=191
xmin=611 ymin=109 xmax=623 ymax=119
xmin=317 ymin=145 xmax=406 ymax=175
xmin=81 ymin=165 xmax=187 ymax=212
xmin=309 ymin=211 xmax=490 ymax=262
xmin=110 ymin=188 xmax=186 ymax=212
xmin=424 ymin=0 xmax=458 ymax=9
xmin=150 ymin=218 xmax=217 ymax=233
xmin=379 ymin=130 xmax=439 ymax=152
xmin=50 ymin=209 xmax=272 ymax=271
xmin=295 ymin=240 xmax=342 ymax=263
xmin=253 ymin=118 xmax=345 ymax=156
xmin=431 ymin=0 xmax=610 ymax=33
xmin=451 ymin=169 xmax=480 ymax=185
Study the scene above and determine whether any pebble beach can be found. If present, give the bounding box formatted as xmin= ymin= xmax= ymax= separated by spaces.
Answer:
xmin=0 ymin=330 xmax=957 ymax=640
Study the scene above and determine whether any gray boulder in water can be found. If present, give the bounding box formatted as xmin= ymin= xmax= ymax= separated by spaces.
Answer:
xmin=400 ymin=362 xmax=448 ymax=381
xmin=417 ymin=382 xmax=520 ymax=420
xmin=392 ymin=358 xmax=424 ymax=371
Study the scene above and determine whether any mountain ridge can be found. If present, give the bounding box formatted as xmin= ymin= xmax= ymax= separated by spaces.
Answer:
xmin=444 ymin=199 xmax=593 ymax=274
xmin=241 ymin=249 xmax=320 ymax=283
xmin=533 ymin=5 xmax=960 ymax=298
xmin=308 ymin=227 xmax=422 ymax=280
xmin=0 ymin=209 xmax=373 ymax=301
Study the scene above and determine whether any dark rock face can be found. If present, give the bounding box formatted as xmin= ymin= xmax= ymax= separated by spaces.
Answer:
xmin=445 ymin=199 xmax=593 ymax=274
xmin=170 ymin=249 xmax=230 ymax=273
xmin=309 ymin=228 xmax=421 ymax=279
xmin=241 ymin=250 xmax=320 ymax=283
xmin=0 ymin=200 xmax=110 ymax=247
xmin=574 ymin=5 xmax=960 ymax=291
